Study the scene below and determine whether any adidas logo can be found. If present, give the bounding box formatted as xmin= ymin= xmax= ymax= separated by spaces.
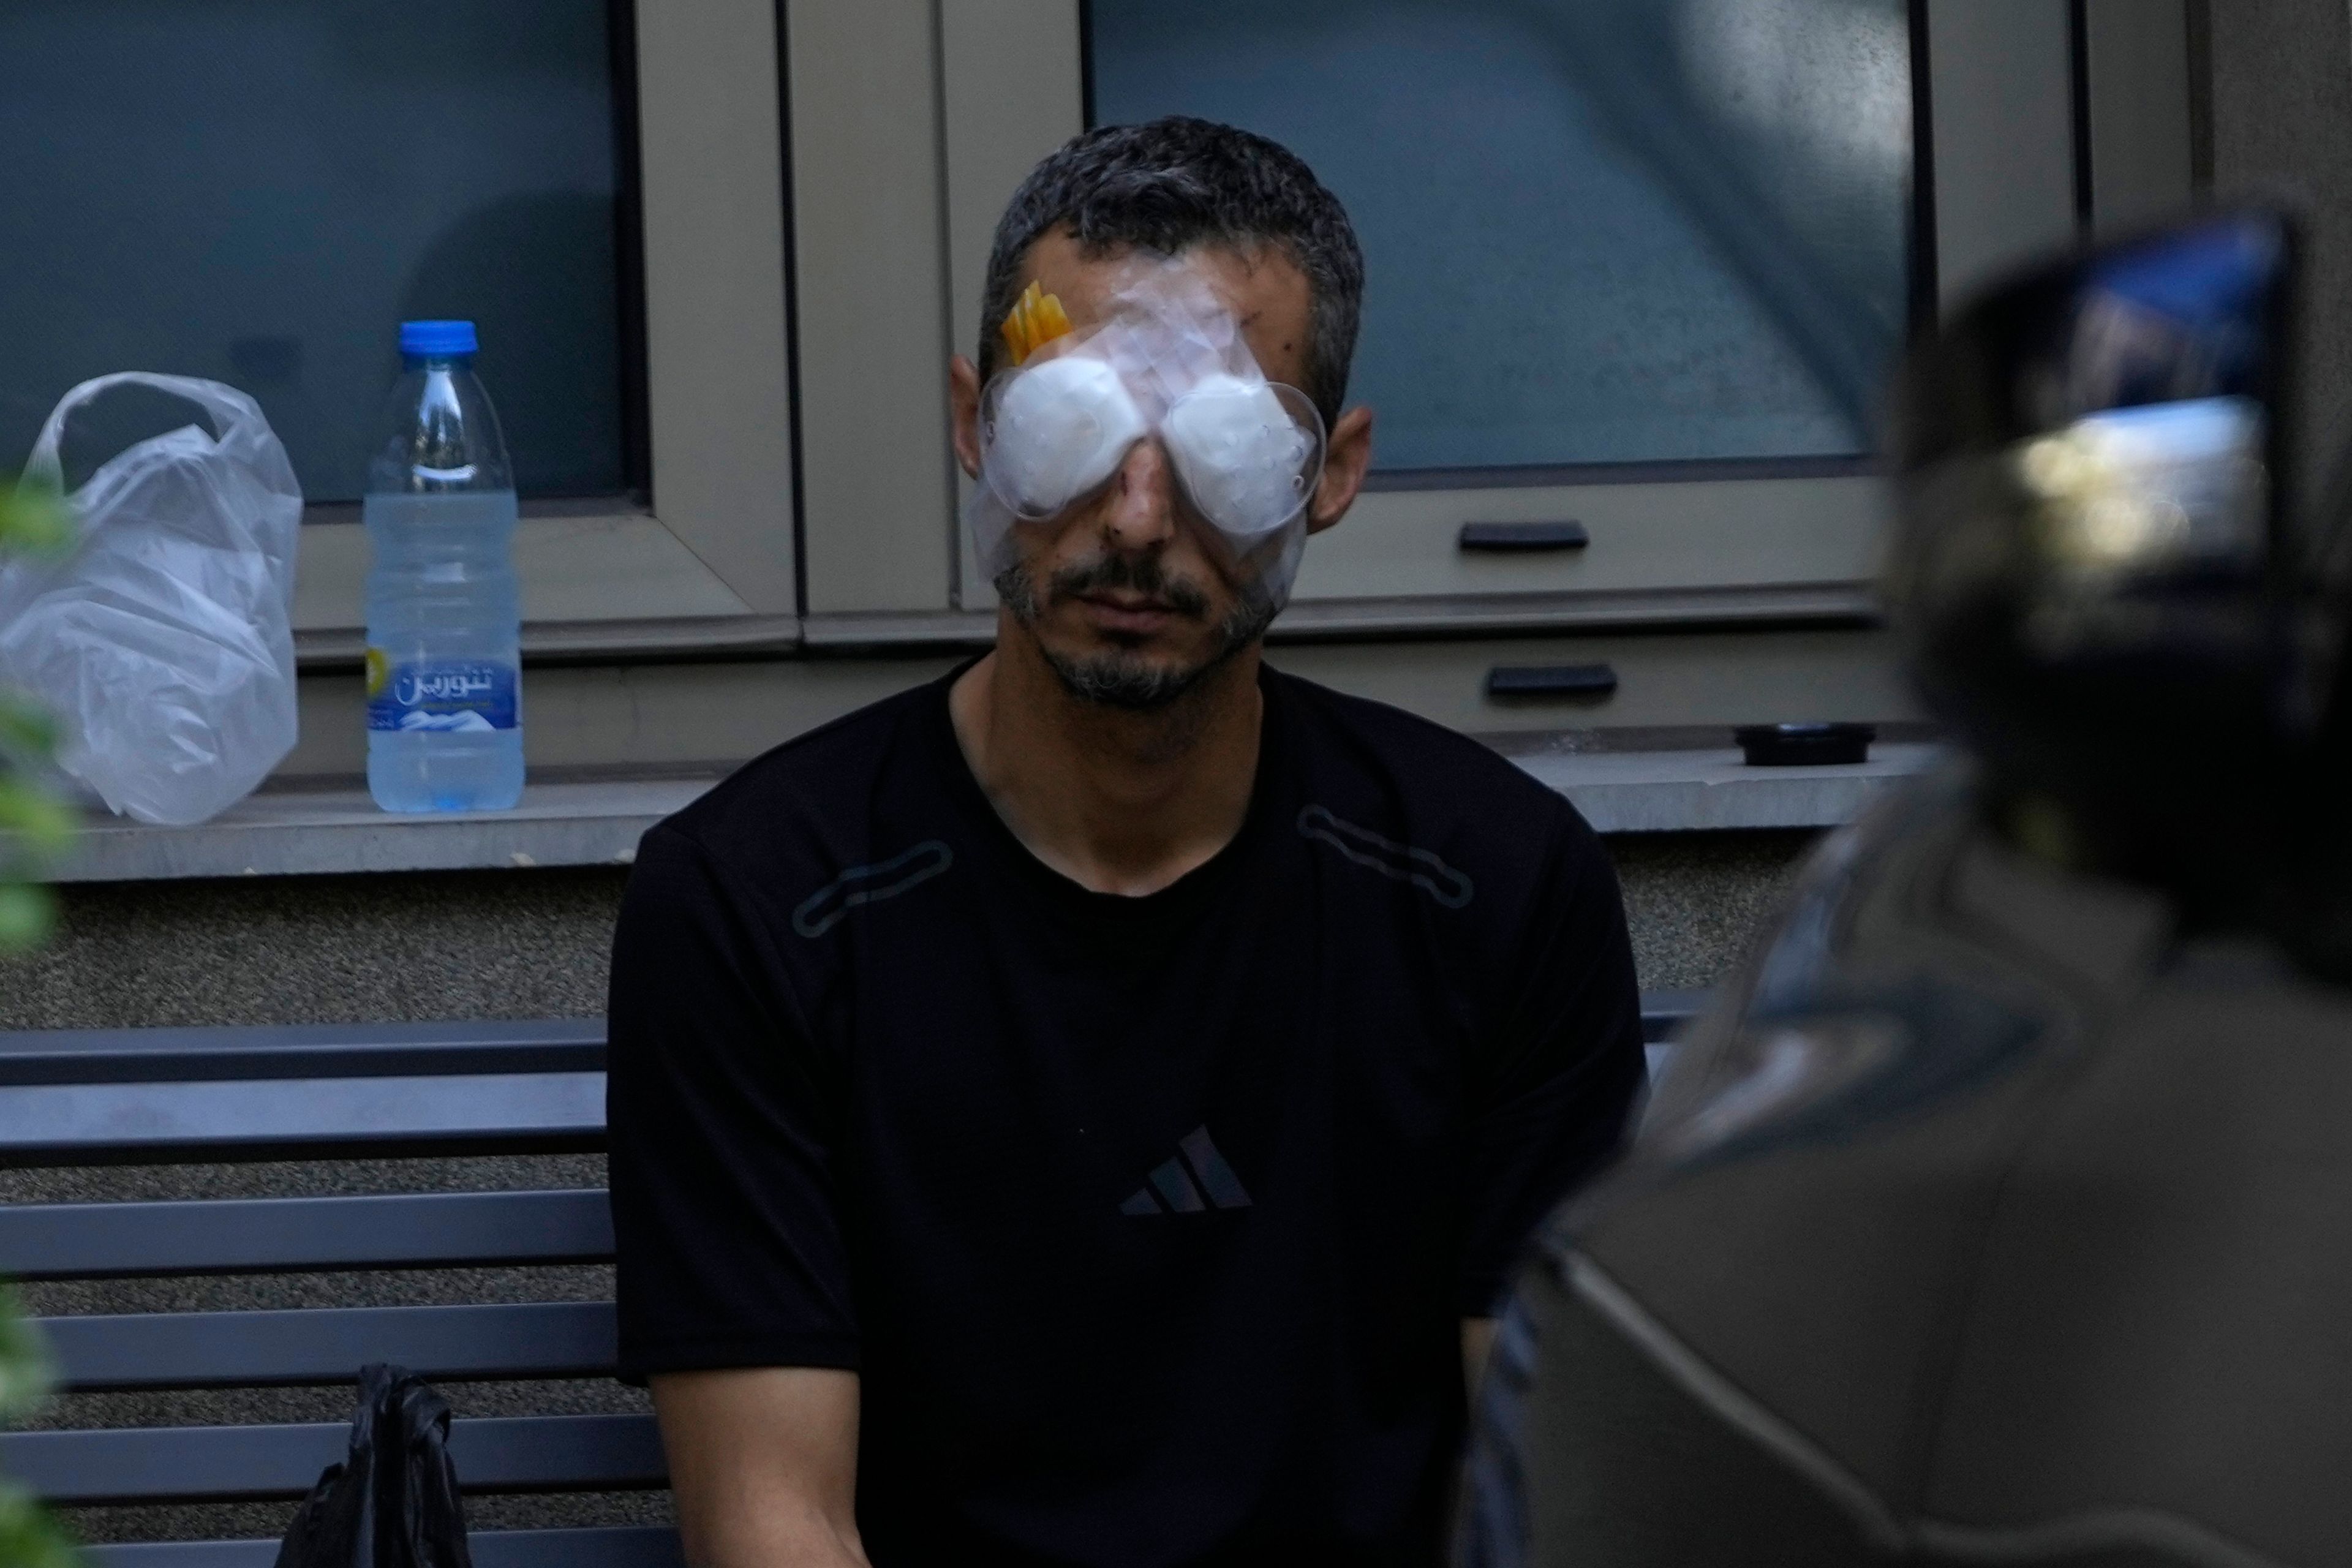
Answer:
xmin=1119 ymin=1126 xmax=1253 ymax=1215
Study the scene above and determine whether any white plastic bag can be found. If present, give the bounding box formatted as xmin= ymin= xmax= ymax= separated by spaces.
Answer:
xmin=0 ymin=374 xmax=303 ymax=825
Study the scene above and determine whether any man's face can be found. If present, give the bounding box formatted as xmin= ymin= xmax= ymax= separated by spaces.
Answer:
xmin=955 ymin=232 xmax=1327 ymax=711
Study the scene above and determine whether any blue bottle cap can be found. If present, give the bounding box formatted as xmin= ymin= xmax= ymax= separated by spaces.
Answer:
xmin=399 ymin=320 xmax=479 ymax=357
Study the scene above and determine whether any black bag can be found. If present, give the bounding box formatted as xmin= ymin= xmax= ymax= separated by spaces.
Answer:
xmin=274 ymin=1363 xmax=473 ymax=1568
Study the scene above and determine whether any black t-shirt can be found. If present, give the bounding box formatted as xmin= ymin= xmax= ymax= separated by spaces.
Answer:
xmin=606 ymin=663 xmax=1645 ymax=1567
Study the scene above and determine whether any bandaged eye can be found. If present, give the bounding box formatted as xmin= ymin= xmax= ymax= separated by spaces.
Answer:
xmin=982 ymin=356 xmax=1149 ymax=518
xmin=978 ymin=360 xmax=1326 ymax=538
xmin=1163 ymin=376 xmax=1324 ymax=539
xmin=962 ymin=265 xmax=1331 ymax=612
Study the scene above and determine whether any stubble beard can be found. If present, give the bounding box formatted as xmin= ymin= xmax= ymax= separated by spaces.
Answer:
xmin=996 ymin=552 xmax=1278 ymax=712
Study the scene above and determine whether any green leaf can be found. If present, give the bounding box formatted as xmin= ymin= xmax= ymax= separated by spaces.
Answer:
xmin=0 ymin=1482 xmax=80 ymax=1568
xmin=0 ymin=698 xmax=56 ymax=761
xmin=0 ymin=884 xmax=53 ymax=956
xmin=0 ymin=486 xmax=78 ymax=1567
xmin=0 ymin=1293 xmax=74 ymax=1567
xmin=0 ymin=491 xmax=70 ymax=560
xmin=0 ymin=780 xmax=72 ymax=857
xmin=0 ymin=1293 xmax=54 ymax=1425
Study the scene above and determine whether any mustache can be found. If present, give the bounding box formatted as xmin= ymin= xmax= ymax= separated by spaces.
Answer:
xmin=1044 ymin=553 xmax=1213 ymax=620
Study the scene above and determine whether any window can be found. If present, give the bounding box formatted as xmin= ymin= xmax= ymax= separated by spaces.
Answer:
xmin=476 ymin=0 xmax=2184 ymax=769
xmin=900 ymin=0 xmax=2089 ymax=638
xmin=1 ymin=0 xmax=797 ymax=658
xmin=1089 ymin=0 xmax=1914 ymax=474
xmin=1076 ymin=0 xmax=1913 ymax=627
xmin=671 ymin=0 xmax=2185 ymax=768
xmin=1 ymin=1 xmax=635 ymax=503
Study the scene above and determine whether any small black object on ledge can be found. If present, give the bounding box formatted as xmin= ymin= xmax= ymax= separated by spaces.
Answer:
xmin=1735 ymin=722 xmax=1876 ymax=767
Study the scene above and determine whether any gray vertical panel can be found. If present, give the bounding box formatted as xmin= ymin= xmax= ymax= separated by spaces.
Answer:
xmin=940 ymin=1 xmax=1085 ymax=609
xmin=789 ymin=0 xmax=957 ymax=614
xmin=635 ymin=0 xmax=800 ymax=613
xmin=1926 ymin=0 xmax=2079 ymax=308
xmin=2084 ymin=0 xmax=2195 ymax=233
xmin=940 ymin=3 xmax=1086 ymax=387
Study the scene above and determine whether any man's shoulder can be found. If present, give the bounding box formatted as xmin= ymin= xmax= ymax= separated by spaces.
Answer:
xmin=642 ymin=676 xmax=945 ymax=880
xmin=1267 ymin=665 xmax=1606 ymax=891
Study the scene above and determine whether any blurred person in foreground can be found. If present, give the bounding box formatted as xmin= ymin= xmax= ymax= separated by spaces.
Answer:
xmin=605 ymin=116 xmax=1645 ymax=1568
xmin=1461 ymin=208 xmax=2352 ymax=1567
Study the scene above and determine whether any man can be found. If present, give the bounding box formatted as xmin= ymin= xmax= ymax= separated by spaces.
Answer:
xmin=608 ymin=116 xmax=1645 ymax=1567
xmin=1461 ymin=209 xmax=2352 ymax=1568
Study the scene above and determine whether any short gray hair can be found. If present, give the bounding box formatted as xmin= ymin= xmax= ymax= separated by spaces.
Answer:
xmin=977 ymin=116 xmax=1365 ymax=428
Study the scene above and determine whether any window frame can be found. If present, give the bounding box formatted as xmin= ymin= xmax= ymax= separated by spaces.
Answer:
xmin=786 ymin=0 xmax=2106 ymax=639
xmin=290 ymin=0 xmax=801 ymax=665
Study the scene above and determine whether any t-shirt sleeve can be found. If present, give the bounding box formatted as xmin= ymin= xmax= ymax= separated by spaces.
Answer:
xmin=606 ymin=826 xmax=860 ymax=1379
xmin=1457 ymin=801 xmax=1648 ymax=1316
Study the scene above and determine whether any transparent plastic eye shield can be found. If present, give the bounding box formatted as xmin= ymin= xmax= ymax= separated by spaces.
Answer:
xmin=962 ymin=268 xmax=1327 ymax=601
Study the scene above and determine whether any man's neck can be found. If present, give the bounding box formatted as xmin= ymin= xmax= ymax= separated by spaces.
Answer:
xmin=948 ymin=623 xmax=1264 ymax=897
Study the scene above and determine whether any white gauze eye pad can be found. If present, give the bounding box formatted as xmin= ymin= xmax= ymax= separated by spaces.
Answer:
xmin=1163 ymin=374 xmax=1316 ymax=537
xmin=989 ymin=355 xmax=1148 ymax=516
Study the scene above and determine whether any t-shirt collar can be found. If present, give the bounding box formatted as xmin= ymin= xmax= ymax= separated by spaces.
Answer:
xmin=924 ymin=654 xmax=1291 ymax=931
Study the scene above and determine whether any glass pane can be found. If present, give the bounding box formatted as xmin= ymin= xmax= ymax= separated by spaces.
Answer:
xmin=1087 ymin=0 xmax=1913 ymax=473
xmin=0 ymin=1 xmax=631 ymax=503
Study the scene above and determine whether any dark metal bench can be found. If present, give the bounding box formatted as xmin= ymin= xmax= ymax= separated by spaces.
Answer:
xmin=0 ymin=995 xmax=1701 ymax=1565
xmin=0 ymin=1019 xmax=661 ymax=1568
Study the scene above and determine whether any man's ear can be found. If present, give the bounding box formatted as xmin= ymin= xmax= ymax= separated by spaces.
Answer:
xmin=949 ymin=355 xmax=984 ymax=479
xmin=1306 ymin=405 xmax=1374 ymax=536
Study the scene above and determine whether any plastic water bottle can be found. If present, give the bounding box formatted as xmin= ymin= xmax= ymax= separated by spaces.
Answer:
xmin=363 ymin=320 xmax=525 ymax=812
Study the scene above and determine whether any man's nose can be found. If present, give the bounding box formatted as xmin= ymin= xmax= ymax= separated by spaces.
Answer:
xmin=1096 ymin=438 xmax=1180 ymax=551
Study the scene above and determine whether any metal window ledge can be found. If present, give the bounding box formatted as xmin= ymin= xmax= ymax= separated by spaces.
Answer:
xmin=43 ymin=745 xmax=1937 ymax=884
xmin=48 ymin=778 xmax=711 ymax=884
